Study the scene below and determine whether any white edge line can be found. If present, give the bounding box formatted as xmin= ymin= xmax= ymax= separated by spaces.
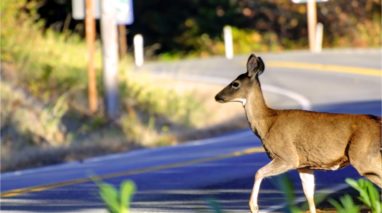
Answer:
xmin=172 ymin=74 xmax=312 ymax=110
xmin=262 ymin=85 xmax=312 ymax=110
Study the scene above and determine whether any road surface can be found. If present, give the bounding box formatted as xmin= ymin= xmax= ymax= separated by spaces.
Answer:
xmin=1 ymin=49 xmax=381 ymax=212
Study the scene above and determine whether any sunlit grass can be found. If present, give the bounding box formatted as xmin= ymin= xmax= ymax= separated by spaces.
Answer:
xmin=0 ymin=0 xmax=212 ymax=171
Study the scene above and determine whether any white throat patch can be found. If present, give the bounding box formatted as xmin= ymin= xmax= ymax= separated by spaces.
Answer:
xmin=230 ymin=98 xmax=247 ymax=106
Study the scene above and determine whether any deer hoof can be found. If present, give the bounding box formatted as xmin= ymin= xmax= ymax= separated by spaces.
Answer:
xmin=249 ymin=203 xmax=259 ymax=213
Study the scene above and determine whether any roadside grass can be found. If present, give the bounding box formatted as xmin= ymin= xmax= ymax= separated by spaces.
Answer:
xmin=1 ymin=0 xmax=241 ymax=172
xmin=159 ymin=27 xmax=285 ymax=61
xmin=1 ymin=65 xmax=238 ymax=172
xmin=159 ymin=20 xmax=380 ymax=61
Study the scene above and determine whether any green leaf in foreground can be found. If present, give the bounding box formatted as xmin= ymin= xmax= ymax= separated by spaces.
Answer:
xmin=276 ymin=174 xmax=303 ymax=213
xmin=93 ymin=177 xmax=136 ymax=213
xmin=329 ymin=195 xmax=360 ymax=213
xmin=120 ymin=180 xmax=136 ymax=212
xmin=346 ymin=178 xmax=381 ymax=213
xmin=99 ymin=183 xmax=120 ymax=213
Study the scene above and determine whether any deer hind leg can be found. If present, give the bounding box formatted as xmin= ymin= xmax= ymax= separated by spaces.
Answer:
xmin=349 ymin=138 xmax=382 ymax=188
xmin=352 ymin=156 xmax=382 ymax=188
xmin=249 ymin=159 xmax=293 ymax=213
xmin=352 ymin=162 xmax=382 ymax=188
xmin=298 ymin=169 xmax=316 ymax=213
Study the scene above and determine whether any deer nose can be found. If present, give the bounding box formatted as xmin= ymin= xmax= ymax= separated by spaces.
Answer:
xmin=215 ymin=94 xmax=225 ymax=103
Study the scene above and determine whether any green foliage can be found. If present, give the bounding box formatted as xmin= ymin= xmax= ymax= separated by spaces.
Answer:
xmin=346 ymin=178 xmax=382 ymax=213
xmin=1 ymin=0 xmax=41 ymax=62
xmin=1 ymin=0 xmax=93 ymax=100
xmin=231 ymin=27 xmax=282 ymax=53
xmin=276 ymin=175 xmax=303 ymax=213
xmin=121 ymin=0 xmax=382 ymax=56
xmin=95 ymin=179 xmax=136 ymax=213
xmin=177 ymin=27 xmax=283 ymax=59
xmin=329 ymin=195 xmax=360 ymax=213
xmin=7 ymin=0 xmax=380 ymax=59
xmin=329 ymin=178 xmax=382 ymax=213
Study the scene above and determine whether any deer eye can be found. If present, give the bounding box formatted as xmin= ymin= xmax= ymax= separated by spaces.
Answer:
xmin=231 ymin=81 xmax=240 ymax=89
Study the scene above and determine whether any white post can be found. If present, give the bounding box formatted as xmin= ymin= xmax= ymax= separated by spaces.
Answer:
xmin=134 ymin=34 xmax=144 ymax=67
xmin=100 ymin=0 xmax=119 ymax=120
xmin=223 ymin=25 xmax=234 ymax=59
xmin=314 ymin=22 xmax=323 ymax=53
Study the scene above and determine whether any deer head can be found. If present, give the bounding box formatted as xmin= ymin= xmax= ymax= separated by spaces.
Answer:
xmin=214 ymin=54 xmax=265 ymax=106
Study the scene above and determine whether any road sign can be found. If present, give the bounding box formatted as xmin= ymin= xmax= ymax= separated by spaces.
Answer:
xmin=72 ymin=0 xmax=100 ymax=19
xmin=115 ymin=0 xmax=134 ymax=25
xmin=72 ymin=0 xmax=134 ymax=24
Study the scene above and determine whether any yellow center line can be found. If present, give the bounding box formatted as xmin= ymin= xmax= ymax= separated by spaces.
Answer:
xmin=267 ymin=61 xmax=381 ymax=77
xmin=1 ymin=147 xmax=265 ymax=198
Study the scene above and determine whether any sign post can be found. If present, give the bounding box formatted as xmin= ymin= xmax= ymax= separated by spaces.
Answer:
xmin=118 ymin=25 xmax=128 ymax=59
xmin=72 ymin=0 xmax=134 ymax=119
xmin=85 ymin=0 xmax=98 ymax=113
xmin=101 ymin=0 xmax=119 ymax=120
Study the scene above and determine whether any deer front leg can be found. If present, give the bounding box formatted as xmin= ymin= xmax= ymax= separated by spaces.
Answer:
xmin=298 ymin=169 xmax=316 ymax=213
xmin=249 ymin=159 xmax=293 ymax=213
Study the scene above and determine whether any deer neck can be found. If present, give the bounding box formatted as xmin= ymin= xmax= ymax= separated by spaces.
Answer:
xmin=244 ymin=80 xmax=275 ymax=139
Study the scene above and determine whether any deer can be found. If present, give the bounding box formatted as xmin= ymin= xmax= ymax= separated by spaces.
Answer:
xmin=214 ymin=53 xmax=382 ymax=213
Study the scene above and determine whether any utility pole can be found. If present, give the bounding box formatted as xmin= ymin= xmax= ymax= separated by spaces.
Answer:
xmin=101 ymin=0 xmax=119 ymax=120
xmin=85 ymin=0 xmax=98 ymax=113
xmin=307 ymin=0 xmax=317 ymax=52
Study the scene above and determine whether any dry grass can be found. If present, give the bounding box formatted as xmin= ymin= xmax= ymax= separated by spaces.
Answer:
xmin=1 ymin=0 xmax=248 ymax=172
xmin=132 ymin=72 xmax=245 ymax=127
xmin=2 ymin=137 xmax=141 ymax=172
xmin=0 ymin=71 xmax=247 ymax=172
xmin=122 ymin=71 xmax=248 ymax=142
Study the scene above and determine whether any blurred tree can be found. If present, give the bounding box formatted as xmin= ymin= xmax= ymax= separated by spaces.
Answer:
xmin=32 ymin=0 xmax=381 ymax=56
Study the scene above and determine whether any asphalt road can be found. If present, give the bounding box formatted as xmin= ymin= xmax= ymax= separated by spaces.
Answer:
xmin=1 ymin=49 xmax=381 ymax=213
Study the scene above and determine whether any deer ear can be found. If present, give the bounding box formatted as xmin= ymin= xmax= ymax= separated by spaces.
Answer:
xmin=247 ymin=54 xmax=265 ymax=78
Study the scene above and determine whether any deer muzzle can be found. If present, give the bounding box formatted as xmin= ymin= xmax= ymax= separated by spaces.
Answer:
xmin=215 ymin=94 xmax=226 ymax=103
